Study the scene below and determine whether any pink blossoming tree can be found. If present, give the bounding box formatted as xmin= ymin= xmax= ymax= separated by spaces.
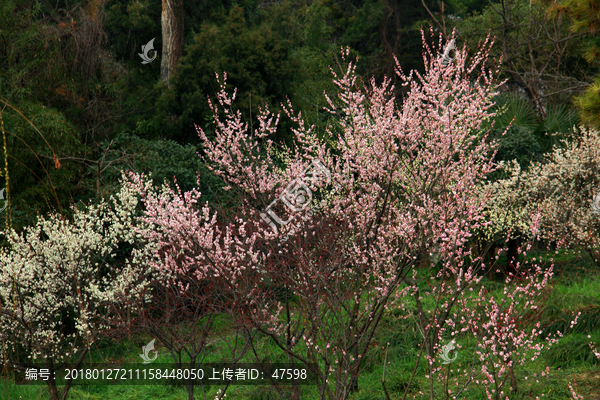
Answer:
xmin=126 ymin=31 xmax=561 ymax=399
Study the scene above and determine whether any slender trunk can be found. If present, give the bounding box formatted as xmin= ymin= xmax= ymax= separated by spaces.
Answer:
xmin=588 ymin=248 xmax=600 ymax=268
xmin=509 ymin=364 xmax=518 ymax=394
xmin=349 ymin=356 xmax=359 ymax=394
xmin=60 ymin=346 xmax=89 ymax=400
xmin=47 ymin=380 xmax=60 ymax=400
xmin=505 ymin=239 xmax=519 ymax=276
xmin=161 ymin=0 xmax=184 ymax=87
xmin=186 ymin=383 xmax=195 ymax=400
xmin=46 ymin=358 xmax=60 ymax=400
xmin=285 ymin=287 xmax=300 ymax=400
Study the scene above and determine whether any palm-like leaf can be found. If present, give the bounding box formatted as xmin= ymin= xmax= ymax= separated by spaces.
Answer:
xmin=492 ymin=94 xmax=538 ymax=132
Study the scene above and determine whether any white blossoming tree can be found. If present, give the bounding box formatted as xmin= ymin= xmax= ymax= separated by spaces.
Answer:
xmin=481 ymin=128 xmax=600 ymax=266
xmin=528 ymin=128 xmax=600 ymax=263
xmin=0 ymin=178 xmax=157 ymax=400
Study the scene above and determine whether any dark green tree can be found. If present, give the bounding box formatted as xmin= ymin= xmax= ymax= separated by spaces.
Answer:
xmin=542 ymin=0 xmax=600 ymax=127
xmin=149 ymin=4 xmax=299 ymax=144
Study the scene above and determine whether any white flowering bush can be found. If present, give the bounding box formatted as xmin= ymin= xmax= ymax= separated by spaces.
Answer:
xmin=0 ymin=175 xmax=157 ymax=400
xmin=479 ymin=128 xmax=600 ymax=262
xmin=477 ymin=159 xmax=536 ymax=242
xmin=527 ymin=128 xmax=600 ymax=260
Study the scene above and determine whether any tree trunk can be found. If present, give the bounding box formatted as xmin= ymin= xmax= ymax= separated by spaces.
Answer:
xmin=588 ymin=248 xmax=600 ymax=268
xmin=505 ymin=238 xmax=519 ymax=277
xmin=161 ymin=0 xmax=184 ymax=87
xmin=186 ymin=382 xmax=196 ymax=400
xmin=46 ymin=358 xmax=60 ymax=400
xmin=349 ymin=362 xmax=359 ymax=393
xmin=47 ymin=380 xmax=60 ymax=400
xmin=509 ymin=364 xmax=518 ymax=395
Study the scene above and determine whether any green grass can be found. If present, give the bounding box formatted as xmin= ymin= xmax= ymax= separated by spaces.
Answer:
xmin=3 ymin=248 xmax=600 ymax=399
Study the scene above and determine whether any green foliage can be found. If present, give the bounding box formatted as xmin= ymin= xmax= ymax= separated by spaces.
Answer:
xmin=541 ymin=103 xmax=580 ymax=135
xmin=105 ymin=0 xmax=158 ymax=56
xmin=341 ymin=0 xmax=427 ymax=82
xmin=339 ymin=0 xmax=386 ymax=62
xmin=0 ymin=0 xmax=159 ymax=231
xmin=540 ymin=0 xmax=600 ymax=127
xmin=493 ymin=95 xmax=539 ymax=131
xmin=287 ymin=1 xmax=344 ymax=135
xmin=148 ymin=0 xmax=445 ymax=145
xmin=538 ymin=268 xmax=600 ymax=340
xmin=81 ymin=131 xmax=231 ymax=208
xmin=487 ymin=94 xmax=542 ymax=168
xmin=0 ymin=0 xmax=58 ymax=101
xmin=494 ymin=125 xmax=544 ymax=167
xmin=153 ymin=4 xmax=299 ymax=144
xmin=484 ymin=94 xmax=580 ymax=173
xmin=0 ymin=101 xmax=85 ymax=232
xmin=544 ymin=334 xmax=600 ymax=368
xmin=547 ymin=0 xmax=600 ymax=30
xmin=576 ymin=75 xmax=600 ymax=128
xmin=454 ymin=0 xmax=592 ymax=124
xmin=445 ymin=0 xmax=489 ymax=16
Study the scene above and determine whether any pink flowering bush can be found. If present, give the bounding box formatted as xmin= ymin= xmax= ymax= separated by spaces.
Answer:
xmin=394 ymin=219 xmax=569 ymax=400
xmin=125 ymin=30 xmax=514 ymax=400
xmin=451 ymin=256 xmax=560 ymax=399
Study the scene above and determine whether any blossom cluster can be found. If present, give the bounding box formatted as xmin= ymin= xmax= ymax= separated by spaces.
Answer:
xmin=2 ymin=29 xmax=592 ymax=400
xmin=480 ymin=128 xmax=600 ymax=255
xmin=0 ymin=178 xmax=157 ymax=369
xmin=124 ymin=30 xmax=505 ymax=400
